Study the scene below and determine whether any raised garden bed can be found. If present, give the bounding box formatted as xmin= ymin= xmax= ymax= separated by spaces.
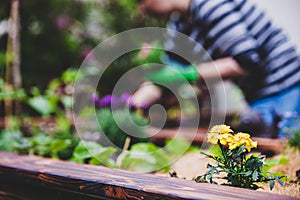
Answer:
xmin=148 ymin=126 xmax=285 ymax=155
xmin=0 ymin=152 xmax=296 ymax=200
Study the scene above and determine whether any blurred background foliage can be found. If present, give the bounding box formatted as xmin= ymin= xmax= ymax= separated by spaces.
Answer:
xmin=0 ymin=0 xmax=165 ymax=89
xmin=0 ymin=0 xmax=166 ymax=154
xmin=0 ymin=0 xmax=166 ymax=116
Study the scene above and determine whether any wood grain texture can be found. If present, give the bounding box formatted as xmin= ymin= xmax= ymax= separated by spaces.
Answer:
xmin=147 ymin=126 xmax=285 ymax=154
xmin=0 ymin=152 xmax=297 ymax=200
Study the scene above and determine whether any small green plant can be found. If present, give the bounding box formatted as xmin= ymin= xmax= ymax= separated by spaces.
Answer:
xmin=288 ymin=131 xmax=300 ymax=150
xmin=116 ymin=142 xmax=170 ymax=172
xmin=0 ymin=119 xmax=196 ymax=173
xmin=71 ymin=140 xmax=117 ymax=168
xmin=0 ymin=67 xmax=85 ymax=159
xmin=0 ymin=128 xmax=77 ymax=160
xmin=91 ymin=93 xmax=149 ymax=148
xmin=116 ymin=138 xmax=194 ymax=173
xmin=195 ymin=124 xmax=285 ymax=190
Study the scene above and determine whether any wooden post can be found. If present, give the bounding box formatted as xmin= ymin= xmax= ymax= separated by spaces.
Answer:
xmin=4 ymin=0 xmax=21 ymax=126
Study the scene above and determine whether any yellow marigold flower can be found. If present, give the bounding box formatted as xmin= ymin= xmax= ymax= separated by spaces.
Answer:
xmin=252 ymin=141 xmax=258 ymax=148
xmin=219 ymin=133 xmax=234 ymax=145
xmin=207 ymin=124 xmax=233 ymax=144
xmin=228 ymin=142 xmax=239 ymax=150
xmin=235 ymin=132 xmax=251 ymax=139
xmin=229 ymin=132 xmax=258 ymax=152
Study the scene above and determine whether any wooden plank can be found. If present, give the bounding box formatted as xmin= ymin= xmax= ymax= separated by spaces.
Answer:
xmin=147 ymin=127 xmax=285 ymax=154
xmin=0 ymin=152 xmax=296 ymax=200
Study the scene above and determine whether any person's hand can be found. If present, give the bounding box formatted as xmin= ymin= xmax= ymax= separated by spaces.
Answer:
xmin=145 ymin=64 xmax=199 ymax=84
xmin=130 ymin=82 xmax=162 ymax=109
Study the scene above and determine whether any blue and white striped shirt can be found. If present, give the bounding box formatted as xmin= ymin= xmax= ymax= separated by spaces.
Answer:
xmin=165 ymin=0 xmax=300 ymax=102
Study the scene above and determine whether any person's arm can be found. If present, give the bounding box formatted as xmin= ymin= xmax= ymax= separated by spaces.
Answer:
xmin=131 ymin=57 xmax=246 ymax=108
xmin=193 ymin=0 xmax=264 ymax=74
xmin=197 ymin=57 xmax=248 ymax=80
xmin=130 ymin=81 xmax=162 ymax=109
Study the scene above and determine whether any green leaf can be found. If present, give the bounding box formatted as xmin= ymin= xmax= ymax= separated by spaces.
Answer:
xmin=269 ymin=179 xmax=275 ymax=190
xmin=55 ymin=115 xmax=71 ymax=134
xmin=207 ymin=145 xmax=222 ymax=158
xmin=96 ymin=108 xmax=148 ymax=148
xmin=71 ymin=140 xmax=101 ymax=161
xmin=61 ymin=95 xmax=72 ymax=108
xmin=236 ymin=145 xmax=247 ymax=156
xmin=28 ymin=96 xmax=55 ymax=115
xmin=263 ymin=157 xmax=289 ymax=172
xmin=275 ymin=176 xmax=285 ymax=186
xmin=62 ymin=68 xmax=80 ymax=84
xmin=30 ymin=86 xmax=40 ymax=96
xmin=50 ymin=139 xmax=72 ymax=154
xmin=71 ymin=140 xmax=117 ymax=167
xmin=117 ymin=142 xmax=170 ymax=172
xmin=89 ymin=147 xmax=117 ymax=168
xmin=252 ymin=170 xmax=259 ymax=181
xmin=31 ymin=135 xmax=52 ymax=146
xmin=0 ymin=130 xmax=30 ymax=152
xmin=289 ymin=131 xmax=300 ymax=149
xmin=240 ymin=171 xmax=252 ymax=176
xmin=164 ymin=138 xmax=190 ymax=156
xmin=47 ymin=78 xmax=61 ymax=91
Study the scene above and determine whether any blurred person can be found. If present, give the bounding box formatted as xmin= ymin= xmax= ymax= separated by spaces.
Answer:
xmin=132 ymin=0 xmax=300 ymax=137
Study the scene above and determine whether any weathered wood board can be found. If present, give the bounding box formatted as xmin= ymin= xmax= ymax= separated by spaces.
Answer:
xmin=0 ymin=152 xmax=296 ymax=200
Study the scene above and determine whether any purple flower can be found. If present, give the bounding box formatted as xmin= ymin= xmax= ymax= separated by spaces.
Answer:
xmin=99 ymin=95 xmax=117 ymax=108
xmin=119 ymin=93 xmax=130 ymax=104
xmin=92 ymin=92 xmax=149 ymax=110
xmin=55 ymin=14 xmax=71 ymax=31
xmin=141 ymin=103 xmax=149 ymax=110
xmin=91 ymin=93 xmax=101 ymax=107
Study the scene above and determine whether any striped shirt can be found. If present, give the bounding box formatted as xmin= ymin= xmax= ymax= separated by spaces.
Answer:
xmin=165 ymin=0 xmax=300 ymax=103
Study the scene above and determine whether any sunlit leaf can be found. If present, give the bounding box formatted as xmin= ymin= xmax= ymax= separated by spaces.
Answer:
xmin=252 ymin=170 xmax=259 ymax=181
xmin=28 ymin=96 xmax=55 ymax=115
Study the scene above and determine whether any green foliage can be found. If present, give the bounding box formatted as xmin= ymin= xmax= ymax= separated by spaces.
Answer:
xmin=71 ymin=138 xmax=194 ymax=172
xmin=164 ymin=137 xmax=191 ymax=155
xmin=71 ymin=140 xmax=117 ymax=168
xmin=95 ymin=0 xmax=167 ymax=94
xmin=1 ymin=0 xmax=165 ymax=91
xmin=20 ymin=0 xmax=90 ymax=88
xmin=0 ymin=129 xmax=28 ymax=152
xmin=263 ymin=157 xmax=289 ymax=172
xmin=30 ymin=134 xmax=74 ymax=158
xmin=28 ymin=96 xmax=56 ymax=116
xmin=117 ymin=142 xmax=170 ymax=172
xmin=0 ymin=115 xmax=196 ymax=172
xmin=195 ymin=143 xmax=285 ymax=190
xmin=288 ymin=131 xmax=300 ymax=150
xmin=0 ymin=51 xmax=6 ymax=68
xmin=0 ymin=76 xmax=27 ymax=102
xmin=96 ymin=108 xmax=148 ymax=148
xmin=101 ymin=0 xmax=166 ymax=34
xmin=0 ymin=67 xmax=81 ymax=159
xmin=26 ymin=67 xmax=83 ymax=116
xmin=0 ymin=129 xmax=77 ymax=159
xmin=117 ymin=138 xmax=194 ymax=173
xmin=133 ymin=42 xmax=165 ymax=67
